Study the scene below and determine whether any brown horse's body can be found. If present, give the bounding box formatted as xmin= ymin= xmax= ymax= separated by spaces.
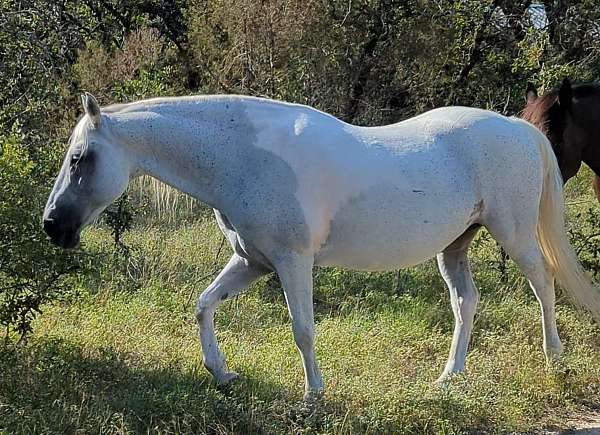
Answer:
xmin=522 ymin=79 xmax=600 ymax=202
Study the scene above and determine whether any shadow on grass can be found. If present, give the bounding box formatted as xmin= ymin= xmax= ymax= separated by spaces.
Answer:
xmin=0 ymin=337 xmax=299 ymax=434
xmin=256 ymin=262 xmax=456 ymax=326
xmin=0 ymin=337 xmax=497 ymax=434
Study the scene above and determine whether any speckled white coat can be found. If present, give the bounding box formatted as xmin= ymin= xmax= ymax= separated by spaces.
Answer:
xmin=44 ymin=94 xmax=600 ymax=400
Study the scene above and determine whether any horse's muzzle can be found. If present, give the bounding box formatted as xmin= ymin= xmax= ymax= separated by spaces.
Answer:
xmin=43 ymin=218 xmax=80 ymax=249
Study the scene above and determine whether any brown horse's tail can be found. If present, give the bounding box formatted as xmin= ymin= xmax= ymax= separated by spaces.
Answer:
xmin=535 ymin=128 xmax=600 ymax=322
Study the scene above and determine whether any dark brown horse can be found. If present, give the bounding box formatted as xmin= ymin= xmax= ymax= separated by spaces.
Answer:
xmin=522 ymin=79 xmax=600 ymax=202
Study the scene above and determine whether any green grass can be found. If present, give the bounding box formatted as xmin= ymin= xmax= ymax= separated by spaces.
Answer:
xmin=2 ymin=170 xmax=600 ymax=434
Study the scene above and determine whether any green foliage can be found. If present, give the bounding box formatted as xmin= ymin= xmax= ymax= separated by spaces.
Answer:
xmin=0 ymin=129 xmax=85 ymax=339
xmin=568 ymin=207 xmax=600 ymax=279
xmin=1 ymin=219 xmax=599 ymax=434
xmin=102 ymin=194 xmax=136 ymax=255
xmin=2 ymin=0 xmax=600 ymax=431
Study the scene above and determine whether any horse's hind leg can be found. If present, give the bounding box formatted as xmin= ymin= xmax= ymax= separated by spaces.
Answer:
xmin=196 ymin=254 xmax=269 ymax=384
xmin=436 ymin=226 xmax=480 ymax=383
xmin=506 ymin=241 xmax=563 ymax=361
xmin=486 ymin=220 xmax=563 ymax=362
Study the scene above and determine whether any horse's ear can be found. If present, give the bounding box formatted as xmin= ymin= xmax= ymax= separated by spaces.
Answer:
xmin=558 ymin=78 xmax=572 ymax=112
xmin=525 ymin=82 xmax=538 ymax=103
xmin=81 ymin=92 xmax=101 ymax=128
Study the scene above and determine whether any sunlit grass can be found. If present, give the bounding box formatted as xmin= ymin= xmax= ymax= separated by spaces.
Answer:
xmin=1 ymin=170 xmax=600 ymax=434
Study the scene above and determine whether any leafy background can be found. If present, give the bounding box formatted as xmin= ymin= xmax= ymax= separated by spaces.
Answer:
xmin=2 ymin=1 xmax=600 ymax=433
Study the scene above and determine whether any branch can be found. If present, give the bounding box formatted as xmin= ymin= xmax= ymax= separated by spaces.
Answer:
xmin=445 ymin=0 xmax=500 ymax=105
xmin=455 ymin=0 xmax=500 ymax=85
xmin=344 ymin=13 xmax=390 ymax=123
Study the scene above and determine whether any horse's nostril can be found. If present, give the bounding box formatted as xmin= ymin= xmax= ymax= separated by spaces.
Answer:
xmin=43 ymin=218 xmax=59 ymax=239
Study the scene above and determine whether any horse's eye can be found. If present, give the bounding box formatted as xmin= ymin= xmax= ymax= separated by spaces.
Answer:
xmin=70 ymin=154 xmax=81 ymax=165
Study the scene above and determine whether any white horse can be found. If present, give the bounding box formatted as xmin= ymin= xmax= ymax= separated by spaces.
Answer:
xmin=44 ymin=93 xmax=600 ymax=400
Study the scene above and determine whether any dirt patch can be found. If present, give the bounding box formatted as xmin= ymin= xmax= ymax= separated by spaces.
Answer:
xmin=541 ymin=410 xmax=600 ymax=435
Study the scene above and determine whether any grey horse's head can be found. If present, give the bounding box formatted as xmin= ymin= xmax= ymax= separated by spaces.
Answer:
xmin=43 ymin=93 xmax=131 ymax=248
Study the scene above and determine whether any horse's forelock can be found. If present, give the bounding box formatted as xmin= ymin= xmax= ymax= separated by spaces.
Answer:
xmin=69 ymin=116 xmax=93 ymax=154
xmin=62 ymin=119 xmax=93 ymax=185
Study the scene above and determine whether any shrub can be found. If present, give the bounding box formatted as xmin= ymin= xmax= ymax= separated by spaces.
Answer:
xmin=0 ymin=128 xmax=87 ymax=340
xmin=568 ymin=207 xmax=600 ymax=279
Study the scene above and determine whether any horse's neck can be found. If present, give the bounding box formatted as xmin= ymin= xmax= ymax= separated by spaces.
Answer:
xmin=111 ymin=103 xmax=252 ymax=210
xmin=577 ymin=96 xmax=600 ymax=169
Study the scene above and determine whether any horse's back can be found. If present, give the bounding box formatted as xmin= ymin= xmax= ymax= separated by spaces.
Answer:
xmin=221 ymin=103 xmax=544 ymax=270
xmin=310 ymin=107 xmax=545 ymax=270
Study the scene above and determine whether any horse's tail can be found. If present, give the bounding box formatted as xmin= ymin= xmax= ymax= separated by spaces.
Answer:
xmin=535 ymin=126 xmax=600 ymax=322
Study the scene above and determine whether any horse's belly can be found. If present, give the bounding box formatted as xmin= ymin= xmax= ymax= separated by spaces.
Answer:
xmin=314 ymin=186 xmax=478 ymax=271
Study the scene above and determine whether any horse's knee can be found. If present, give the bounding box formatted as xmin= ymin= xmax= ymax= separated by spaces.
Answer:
xmin=195 ymin=295 xmax=214 ymax=324
xmin=195 ymin=306 xmax=207 ymax=325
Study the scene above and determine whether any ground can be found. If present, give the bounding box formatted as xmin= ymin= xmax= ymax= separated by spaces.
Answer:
xmin=2 ymin=169 xmax=600 ymax=434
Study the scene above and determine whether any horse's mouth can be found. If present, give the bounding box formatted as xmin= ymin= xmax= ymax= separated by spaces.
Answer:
xmin=48 ymin=231 xmax=81 ymax=249
xmin=43 ymin=218 xmax=81 ymax=249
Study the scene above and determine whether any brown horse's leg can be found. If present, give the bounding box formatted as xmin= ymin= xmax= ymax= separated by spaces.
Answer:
xmin=593 ymin=175 xmax=600 ymax=204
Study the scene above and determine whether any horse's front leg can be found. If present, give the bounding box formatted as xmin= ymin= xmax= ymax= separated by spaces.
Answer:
xmin=196 ymin=253 xmax=268 ymax=384
xmin=273 ymin=253 xmax=323 ymax=400
xmin=435 ymin=227 xmax=480 ymax=384
xmin=435 ymin=249 xmax=480 ymax=384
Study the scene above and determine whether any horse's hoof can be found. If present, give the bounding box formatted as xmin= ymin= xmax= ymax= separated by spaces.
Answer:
xmin=303 ymin=388 xmax=324 ymax=402
xmin=433 ymin=372 xmax=453 ymax=388
xmin=545 ymin=344 xmax=564 ymax=364
xmin=216 ymin=371 xmax=240 ymax=386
